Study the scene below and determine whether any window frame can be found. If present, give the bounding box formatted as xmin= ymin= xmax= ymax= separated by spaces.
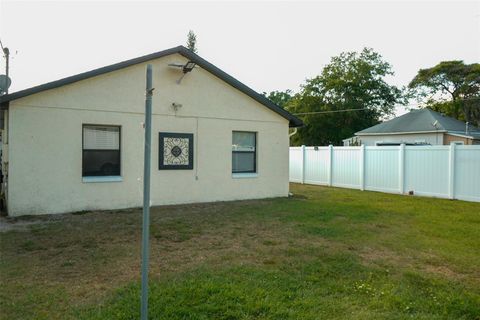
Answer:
xmin=232 ymin=131 xmax=257 ymax=174
xmin=82 ymin=124 xmax=122 ymax=178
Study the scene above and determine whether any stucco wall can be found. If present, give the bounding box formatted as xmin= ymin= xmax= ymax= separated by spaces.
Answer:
xmin=356 ymin=132 xmax=444 ymax=146
xmin=7 ymin=54 xmax=290 ymax=216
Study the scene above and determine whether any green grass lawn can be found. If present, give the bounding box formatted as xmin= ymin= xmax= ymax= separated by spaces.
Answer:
xmin=1 ymin=184 xmax=479 ymax=319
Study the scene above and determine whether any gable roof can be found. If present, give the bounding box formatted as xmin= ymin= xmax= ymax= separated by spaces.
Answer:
xmin=356 ymin=108 xmax=480 ymax=138
xmin=0 ymin=46 xmax=303 ymax=127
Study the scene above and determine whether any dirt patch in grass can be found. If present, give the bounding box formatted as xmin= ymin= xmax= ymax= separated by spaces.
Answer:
xmin=359 ymin=246 xmax=479 ymax=284
xmin=424 ymin=264 xmax=459 ymax=279
xmin=359 ymin=247 xmax=406 ymax=266
xmin=0 ymin=216 xmax=57 ymax=232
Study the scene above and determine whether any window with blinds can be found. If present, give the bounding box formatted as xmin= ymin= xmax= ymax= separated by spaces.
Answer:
xmin=82 ymin=125 xmax=121 ymax=177
xmin=232 ymin=131 xmax=256 ymax=173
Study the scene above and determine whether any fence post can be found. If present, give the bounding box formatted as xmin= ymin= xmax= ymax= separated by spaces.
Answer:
xmin=301 ymin=145 xmax=306 ymax=184
xmin=328 ymin=145 xmax=333 ymax=186
xmin=449 ymin=143 xmax=456 ymax=199
xmin=399 ymin=143 xmax=405 ymax=194
xmin=360 ymin=144 xmax=365 ymax=191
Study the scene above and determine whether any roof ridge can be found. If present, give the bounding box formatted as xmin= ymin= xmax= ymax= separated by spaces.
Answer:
xmin=356 ymin=107 xmax=478 ymax=135
xmin=424 ymin=108 xmax=446 ymax=130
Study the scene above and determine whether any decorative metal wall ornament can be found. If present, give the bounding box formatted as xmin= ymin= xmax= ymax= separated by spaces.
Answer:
xmin=159 ymin=132 xmax=194 ymax=170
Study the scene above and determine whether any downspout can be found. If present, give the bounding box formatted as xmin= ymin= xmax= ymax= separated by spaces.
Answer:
xmin=289 ymin=128 xmax=298 ymax=149
xmin=288 ymin=127 xmax=298 ymax=197
xmin=289 ymin=127 xmax=298 ymax=138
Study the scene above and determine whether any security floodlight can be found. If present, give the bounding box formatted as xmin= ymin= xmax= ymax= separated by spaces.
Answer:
xmin=183 ymin=61 xmax=196 ymax=73
xmin=168 ymin=61 xmax=197 ymax=84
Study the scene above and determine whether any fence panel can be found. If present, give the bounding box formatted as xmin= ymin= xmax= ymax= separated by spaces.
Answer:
xmin=289 ymin=147 xmax=303 ymax=183
xmin=304 ymin=147 xmax=330 ymax=185
xmin=455 ymin=146 xmax=480 ymax=202
xmin=332 ymin=147 xmax=361 ymax=189
xmin=290 ymin=144 xmax=480 ymax=203
xmin=364 ymin=146 xmax=400 ymax=193
xmin=404 ymin=146 xmax=450 ymax=198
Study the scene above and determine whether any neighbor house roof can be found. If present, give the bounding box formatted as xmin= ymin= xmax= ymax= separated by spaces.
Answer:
xmin=356 ymin=108 xmax=480 ymax=139
xmin=0 ymin=46 xmax=303 ymax=127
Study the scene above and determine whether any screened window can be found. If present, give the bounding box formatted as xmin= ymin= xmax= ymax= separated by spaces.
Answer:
xmin=82 ymin=125 xmax=120 ymax=177
xmin=232 ymin=131 xmax=256 ymax=173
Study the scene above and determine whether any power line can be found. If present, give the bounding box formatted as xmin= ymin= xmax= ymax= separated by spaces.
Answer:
xmin=11 ymin=102 xmax=284 ymax=125
xmin=293 ymin=108 xmax=367 ymax=115
xmin=292 ymin=97 xmax=480 ymax=116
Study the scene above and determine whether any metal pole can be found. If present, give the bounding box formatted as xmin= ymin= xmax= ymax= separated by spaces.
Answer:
xmin=141 ymin=64 xmax=153 ymax=320
xmin=4 ymin=48 xmax=9 ymax=94
xmin=1 ymin=46 xmax=9 ymax=94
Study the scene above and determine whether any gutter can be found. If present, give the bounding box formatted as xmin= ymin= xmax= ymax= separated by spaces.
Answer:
xmin=356 ymin=130 xmax=447 ymax=136
xmin=447 ymin=132 xmax=480 ymax=139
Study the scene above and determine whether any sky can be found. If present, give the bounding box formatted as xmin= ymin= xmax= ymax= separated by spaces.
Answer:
xmin=1 ymin=0 xmax=479 ymax=116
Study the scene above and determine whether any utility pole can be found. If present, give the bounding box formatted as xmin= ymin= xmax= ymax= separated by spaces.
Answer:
xmin=0 ymin=39 xmax=10 ymax=94
xmin=141 ymin=64 xmax=153 ymax=320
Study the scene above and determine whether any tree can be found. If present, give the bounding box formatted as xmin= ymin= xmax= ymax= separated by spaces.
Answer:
xmin=186 ymin=30 xmax=198 ymax=53
xmin=288 ymin=48 xmax=405 ymax=146
xmin=408 ymin=61 xmax=480 ymax=126
xmin=263 ymin=90 xmax=293 ymax=109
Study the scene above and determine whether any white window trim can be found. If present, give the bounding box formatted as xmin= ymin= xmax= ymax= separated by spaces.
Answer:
xmin=232 ymin=172 xmax=258 ymax=179
xmin=232 ymin=131 xmax=257 ymax=174
xmin=82 ymin=124 xmax=121 ymax=178
xmin=82 ymin=176 xmax=123 ymax=183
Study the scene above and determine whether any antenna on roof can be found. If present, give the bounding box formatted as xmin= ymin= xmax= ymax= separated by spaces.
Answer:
xmin=0 ymin=74 xmax=11 ymax=96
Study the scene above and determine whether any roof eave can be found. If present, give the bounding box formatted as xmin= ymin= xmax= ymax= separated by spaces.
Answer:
xmin=176 ymin=48 xmax=303 ymax=127
xmin=356 ymin=130 xmax=447 ymax=136
xmin=0 ymin=46 xmax=182 ymax=104
xmin=0 ymin=46 xmax=303 ymax=127
xmin=447 ymin=132 xmax=480 ymax=139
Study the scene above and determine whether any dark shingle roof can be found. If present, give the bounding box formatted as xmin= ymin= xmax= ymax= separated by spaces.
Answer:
xmin=0 ymin=46 xmax=303 ymax=127
xmin=356 ymin=108 xmax=480 ymax=136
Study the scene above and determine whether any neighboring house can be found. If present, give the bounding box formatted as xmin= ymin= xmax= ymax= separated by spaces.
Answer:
xmin=0 ymin=46 xmax=302 ymax=216
xmin=343 ymin=108 xmax=480 ymax=146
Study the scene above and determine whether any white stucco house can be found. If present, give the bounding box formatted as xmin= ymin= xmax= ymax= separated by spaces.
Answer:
xmin=343 ymin=108 xmax=480 ymax=146
xmin=0 ymin=46 xmax=303 ymax=216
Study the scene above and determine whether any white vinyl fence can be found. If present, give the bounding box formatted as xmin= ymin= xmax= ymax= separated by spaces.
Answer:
xmin=289 ymin=145 xmax=480 ymax=202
